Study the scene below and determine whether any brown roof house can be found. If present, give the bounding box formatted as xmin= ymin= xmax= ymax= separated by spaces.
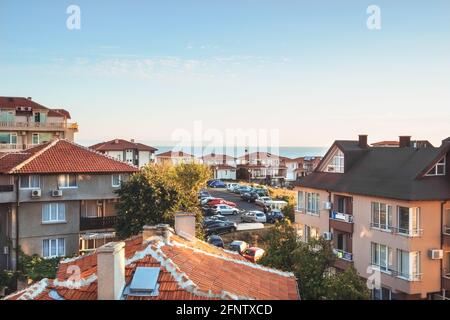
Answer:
xmin=0 ymin=96 xmax=78 ymax=152
xmin=293 ymin=134 xmax=450 ymax=300
xmin=4 ymin=214 xmax=300 ymax=300
xmin=0 ymin=139 xmax=138 ymax=271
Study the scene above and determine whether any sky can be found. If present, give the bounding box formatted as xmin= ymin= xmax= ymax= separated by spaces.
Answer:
xmin=0 ymin=0 xmax=449 ymax=147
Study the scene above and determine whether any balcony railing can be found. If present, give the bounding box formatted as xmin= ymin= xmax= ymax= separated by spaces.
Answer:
xmin=391 ymin=226 xmax=423 ymax=237
xmin=444 ymin=225 xmax=450 ymax=235
xmin=80 ymin=216 xmax=117 ymax=231
xmin=330 ymin=211 xmax=353 ymax=223
xmin=369 ymin=264 xmax=422 ymax=281
xmin=333 ymin=248 xmax=353 ymax=261
xmin=0 ymin=121 xmax=78 ymax=130
xmin=0 ymin=185 xmax=14 ymax=192
xmin=0 ymin=144 xmax=18 ymax=150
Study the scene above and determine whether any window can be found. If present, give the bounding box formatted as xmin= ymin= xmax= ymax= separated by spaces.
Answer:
xmin=0 ymin=132 xmax=17 ymax=145
xmin=372 ymin=287 xmax=392 ymax=300
xmin=397 ymin=250 xmax=421 ymax=281
xmin=19 ymin=175 xmax=40 ymax=189
xmin=371 ymin=202 xmax=392 ymax=231
xmin=326 ymin=149 xmax=344 ymax=173
xmin=304 ymin=225 xmax=319 ymax=242
xmin=397 ymin=206 xmax=420 ymax=236
xmin=112 ymin=174 xmax=122 ymax=187
xmin=426 ymin=157 xmax=446 ymax=176
xmin=42 ymin=238 xmax=65 ymax=258
xmin=371 ymin=242 xmax=393 ymax=272
xmin=32 ymin=133 xmax=39 ymax=145
xmin=306 ymin=192 xmax=319 ymax=215
xmin=42 ymin=203 xmax=66 ymax=223
xmin=297 ymin=191 xmax=304 ymax=211
xmin=58 ymin=174 xmax=78 ymax=188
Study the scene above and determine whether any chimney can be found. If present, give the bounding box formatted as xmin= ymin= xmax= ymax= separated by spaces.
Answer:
xmin=174 ymin=213 xmax=196 ymax=240
xmin=130 ymin=139 xmax=135 ymax=143
xmin=399 ymin=136 xmax=411 ymax=148
xmin=114 ymin=139 xmax=119 ymax=144
xmin=358 ymin=135 xmax=368 ymax=148
xmin=97 ymin=241 xmax=126 ymax=300
xmin=27 ymin=97 xmax=32 ymax=100
xmin=143 ymin=224 xmax=172 ymax=242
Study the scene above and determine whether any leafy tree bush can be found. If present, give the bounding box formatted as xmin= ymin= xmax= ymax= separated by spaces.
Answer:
xmin=18 ymin=250 xmax=60 ymax=281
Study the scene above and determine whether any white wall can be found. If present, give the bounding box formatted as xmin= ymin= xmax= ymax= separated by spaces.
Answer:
xmin=138 ymin=151 xmax=150 ymax=167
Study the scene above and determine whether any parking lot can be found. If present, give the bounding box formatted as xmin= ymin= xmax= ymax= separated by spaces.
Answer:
xmin=206 ymin=188 xmax=265 ymax=224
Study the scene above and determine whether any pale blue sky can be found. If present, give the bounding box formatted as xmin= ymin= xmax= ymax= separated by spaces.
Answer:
xmin=0 ymin=1 xmax=449 ymax=147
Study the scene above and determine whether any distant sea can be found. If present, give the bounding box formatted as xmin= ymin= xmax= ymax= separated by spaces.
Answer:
xmin=153 ymin=146 xmax=327 ymax=159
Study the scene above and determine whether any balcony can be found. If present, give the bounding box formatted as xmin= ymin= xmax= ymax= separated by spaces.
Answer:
xmin=329 ymin=211 xmax=354 ymax=233
xmin=391 ymin=227 xmax=423 ymax=237
xmin=333 ymin=248 xmax=353 ymax=270
xmin=80 ymin=216 xmax=117 ymax=231
xmin=0 ymin=144 xmax=18 ymax=151
xmin=444 ymin=226 xmax=450 ymax=247
xmin=0 ymin=121 xmax=78 ymax=131
xmin=443 ymin=268 xmax=450 ymax=291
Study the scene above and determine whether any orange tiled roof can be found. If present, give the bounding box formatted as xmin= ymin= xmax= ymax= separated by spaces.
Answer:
xmin=0 ymin=139 xmax=139 ymax=174
xmin=5 ymin=234 xmax=299 ymax=300
xmin=156 ymin=151 xmax=194 ymax=158
xmin=90 ymin=139 xmax=157 ymax=152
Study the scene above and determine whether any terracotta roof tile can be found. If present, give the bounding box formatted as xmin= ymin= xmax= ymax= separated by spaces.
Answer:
xmin=90 ymin=139 xmax=157 ymax=152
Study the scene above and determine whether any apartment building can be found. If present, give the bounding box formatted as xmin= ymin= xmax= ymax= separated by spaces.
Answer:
xmin=0 ymin=139 xmax=138 ymax=270
xmin=5 ymin=214 xmax=300 ymax=300
xmin=200 ymin=153 xmax=237 ymax=180
xmin=155 ymin=150 xmax=196 ymax=165
xmin=236 ymin=152 xmax=287 ymax=184
xmin=283 ymin=156 xmax=323 ymax=181
xmin=90 ymin=138 xmax=158 ymax=167
xmin=294 ymin=135 xmax=450 ymax=300
xmin=0 ymin=97 xmax=78 ymax=152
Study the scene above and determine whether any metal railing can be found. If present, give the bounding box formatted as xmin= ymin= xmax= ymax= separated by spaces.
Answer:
xmin=330 ymin=211 xmax=354 ymax=223
xmin=444 ymin=225 xmax=450 ymax=235
xmin=391 ymin=226 xmax=423 ymax=237
xmin=369 ymin=264 xmax=423 ymax=281
xmin=0 ymin=144 xmax=18 ymax=150
xmin=0 ymin=121 xmax=77 ymax=130
xmin=333 ymin=248 xmax=353 ymax=261
xmin=80 ymin=216 xmax=117 ymax=231
xmin=369 ymin=222 xmax=392 ymax=232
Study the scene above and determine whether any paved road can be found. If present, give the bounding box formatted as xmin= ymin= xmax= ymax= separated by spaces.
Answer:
xmin=206 ymin=188 xmax=264 ymax=224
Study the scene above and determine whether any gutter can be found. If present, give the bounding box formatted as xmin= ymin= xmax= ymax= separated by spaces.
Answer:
xmin=440 ymin=200 xmax=448 ymax=299
xmin=14 ymin=175 xmax=20 ymax=270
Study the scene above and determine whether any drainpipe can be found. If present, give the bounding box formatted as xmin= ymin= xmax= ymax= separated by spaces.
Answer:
xmin=14 ymin=175 xmax=20 ymax=270
xmin=441 ymin=200 xmax=448 ymax=299
xmin=328 ymin=190 xmax=332 ymax=233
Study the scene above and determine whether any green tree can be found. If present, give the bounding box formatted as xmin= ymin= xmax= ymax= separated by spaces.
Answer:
xmin=324 ymin=266 xmax=371 ymax=300
xmin=18 ymin=249 xmax=60 ymax=281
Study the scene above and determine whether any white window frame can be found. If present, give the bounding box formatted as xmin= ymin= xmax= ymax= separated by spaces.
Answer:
xmin=112 ymin=174 xmax=122 ymax=187
xmin=396 ymin=206 xmax=421 ymax=237
xmin=42 ymin=238 xmax=65 ymax=258
xmin=425 ymin=156 xmax=446 ymax=176
xmin=42 ymin=203 xmax=66 ymax=223
xmin=58 ymin=174 xmax=78 ymax=189
xmin=371 ymin=202 xmax=392 ymax=231
xmin=371 ymin=242 xmax=393 ymax=273
xmin=306 ymin=192 xmax=319 ymax=215
xmin=326 ymin=149 xmax=344 ymax=173
xmin=32 ymin=133 xmax=40 ymax=145
xmin=296 ymin=191 xmax=304 ymax=212
xmin=397 ymin=249 xmax=421 ymax=281
xmin=19 ymin=175 xmax=41 ymax=189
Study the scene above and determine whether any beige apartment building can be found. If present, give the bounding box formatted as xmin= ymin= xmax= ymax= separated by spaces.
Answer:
xmin=294 ymin=135 xmax=450 ymax=300
xmin=0 ymin=139 xmax=138 ymax=270
xmin=0 ymin=97 xmax=78 ymax=152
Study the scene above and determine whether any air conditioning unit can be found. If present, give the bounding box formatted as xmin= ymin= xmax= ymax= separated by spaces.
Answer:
xmin=323 ymin=201 xmax=333 ymax=210
xmin=428 ymin=249 xmax=443 ymax=260
xmin=52 ymin=189 xmax=63 ymax=197
xmin=31 ymin=189 xmax=41 ymax=198
xmin=3 ymin=246 xmax=9 ymax=255
xmin=323 ymin=232 xmax=332 ymax=241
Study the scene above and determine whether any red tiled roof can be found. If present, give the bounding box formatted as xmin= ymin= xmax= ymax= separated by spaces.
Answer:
xmin=238 ymin=152 xmax=281 ymax=160
xmin=90 ymin=139 xmax=157 ymax=152
xmin=371 ymin=140 xmax=399 ymax=146
xmin=5 ymin=233 xmax=299 ymax=300
xmin=156 ymin=151 xmax=194 ymax=158
xmin=200 ymin=153 xmax=236 ymax=161
xmin=0 ymin=139 xmax=139 ymax=174
xmin=0 ymin=97 xmax=71 ymax=119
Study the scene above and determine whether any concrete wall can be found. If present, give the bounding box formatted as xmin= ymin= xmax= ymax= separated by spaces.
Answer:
xmin=138 ymin=151 xmax=150 ymax=167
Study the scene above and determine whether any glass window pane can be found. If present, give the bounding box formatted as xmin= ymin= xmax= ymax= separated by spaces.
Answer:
xmin=69 ymin=175 xmax=77 ymax=187
xmin=43 ymin=240 xmax=49 ymax=257
xmin=20 ymin=176 xmax=30 ymax=188
xmin=398 ymin=207 xmax=410 ymax=233
xmin=50 ymin=239 xmax=57 ymax=256
xmin=58 ymin=203 xmax=65 ymax=221
xmin=30 ymin=175 xmax=40 ymax=188
xmin=58 ymin=238 xmax=65 ymax=256
xmin=42 ymin=204 xmax=50 ymax=222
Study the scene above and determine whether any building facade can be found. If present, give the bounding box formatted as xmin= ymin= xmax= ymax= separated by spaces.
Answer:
xmin=200 ymin=153 xmax=237 ymax=180
xmin=0 ymin=97 xmax=78 ymax=152
xmin=294 ymin=135 xmax=450 ymax=300
xmin=155 ymin=150 xmax=196 ymax=166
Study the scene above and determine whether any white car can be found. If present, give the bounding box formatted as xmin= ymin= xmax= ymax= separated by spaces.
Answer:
xmin=211 ymin=204 xmax=239 ymax=215
xmin=241 ymin=210 xmax=267 ymax=223
xmin=255 ymin=196 xmax=272 ymax=207
xmin=226 ymin=183 xmax=239 ymax=191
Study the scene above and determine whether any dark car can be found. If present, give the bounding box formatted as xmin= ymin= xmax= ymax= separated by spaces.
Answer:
xmin=241 ymin=191 xmax=259 ymax=203
xmin=198 ymin=190 xmax=211 ymax=199
xmin=204 ymin=221 xmax=237 ymax=235
xmin=202 ymin=206 xmax=217 ymax=216
xmin=209 ymin=180 xmax=226 ymax=188
xmin=207 ymin=235 xmax=224 ymax=248
xmin=265 ymin=211 xmax=284 ymax=223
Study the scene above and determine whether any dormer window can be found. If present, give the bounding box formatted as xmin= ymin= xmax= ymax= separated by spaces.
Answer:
xmin=426 ymin=157 xmax=446 ymax=176
xmin=326 ymin=149 xmax=344 ymax=173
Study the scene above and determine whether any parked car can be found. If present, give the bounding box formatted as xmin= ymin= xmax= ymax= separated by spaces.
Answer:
xmin=204 ymin=214 xmax=228 ymax=225
xmin=205 ymin=221 xmax=237 ymax=235
xmin=211 ymin=204 xmax=239 ymax=215
xmin=209 ymin=180 xmax=226 ymax=188
xmin=243 ymin=247 xmax=265 ymax=262
xmin=207 ymin=235 xmax=224 ymax=248
xmin=198 ymin=190 xmax=211 ymax=199
xmin=236 ymin=186 xmax=252 ymax=194
xmin=226 ymin=183 xmax=239 ymax=191
xmin=253 ymin=188 xmax=269 ymax=197
xmin=255 ymin=196 xmax=272 ymax=207
xmin=265 ymin=200 xmax=288 ymax=213
xmin=202 ymin=206 xmax=217 ymax=216
xmin=241 ymin=191 xmax=259 ymax=203
xmin=201 ymin=197 xmax=217 ymax=205
xmin=206 ymin=198 xmax=237 ymax=207
xmin=229 ymin=240 xmax=249 ymax=254
xmin=265 ymin=211 xmax=284 ymax=223
xmin=241 ymin=210 xmax=267 ymax=223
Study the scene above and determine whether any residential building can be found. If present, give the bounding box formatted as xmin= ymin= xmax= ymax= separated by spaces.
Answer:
xmin=155 ymin=150 xmax=196 ymax=165
xmin=236 ymin=152 xmax=287 ymax=184
xmin=371 ymin=140 xmax=434 ymax=148
xmin=0 ymin=97 xmax=78 ymax=152
xmin=294 ymin=134 xmax=450 ymax=300
xmin=4 ymin=214 xmax=300 ymax=300
xmin=200 ymin=153 xmax=237 ymax=180
xmin=284 ymin=156 xmax=323 ymax=181
xmin=0 ymin=139 xmax=138 ymax=270
xmin=90 ymin=139 xmax=158 ymax=167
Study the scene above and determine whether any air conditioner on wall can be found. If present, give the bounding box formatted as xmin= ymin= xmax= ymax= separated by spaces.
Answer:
xmin=428 ymin=249 xmax=443 ymax=260
xmin=52 ymin=189 xmax=63 ymax=197
xmin=323 ymin=232 xmax=332 ymax=241
xmin=31 ymin=189 xmax=41 ymax=198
